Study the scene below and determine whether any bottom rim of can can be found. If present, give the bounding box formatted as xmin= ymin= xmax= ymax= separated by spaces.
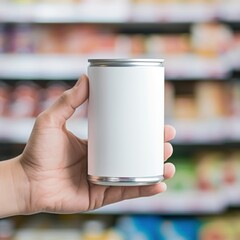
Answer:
xmin=88 ymin=175 xmax=164 ymax=186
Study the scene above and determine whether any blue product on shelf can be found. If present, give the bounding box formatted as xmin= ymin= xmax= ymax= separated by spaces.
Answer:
xmin=158 ymin=218 xmax=199 ymax=240
xmin=116 ymin=215 xmax=160 ymax=240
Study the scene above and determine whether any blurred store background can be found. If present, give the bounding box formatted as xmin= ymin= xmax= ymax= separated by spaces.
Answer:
xmin=1 ymin=0 xmax=240 ymax=239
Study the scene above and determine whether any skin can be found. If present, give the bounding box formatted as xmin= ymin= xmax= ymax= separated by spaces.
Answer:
xmin=0 ymin=75 xmax=176 ymax=218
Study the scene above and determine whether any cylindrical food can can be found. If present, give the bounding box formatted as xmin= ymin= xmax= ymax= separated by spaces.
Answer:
xmin=88 ymin=59 xmax=164 ymax=186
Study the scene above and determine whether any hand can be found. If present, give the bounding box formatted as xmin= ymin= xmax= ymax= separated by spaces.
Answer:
xmin=2 ymin=75 xmax=176 ymax=216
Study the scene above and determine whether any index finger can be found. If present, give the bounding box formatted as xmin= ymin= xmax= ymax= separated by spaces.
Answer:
xmin=164 ymin=125 xmax=176 ymax=142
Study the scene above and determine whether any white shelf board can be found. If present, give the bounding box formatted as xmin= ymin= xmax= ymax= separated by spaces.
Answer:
xmin=92 ymin=190 xmax=227 ymax=214
xmin=0 ymin=2 xmax=130 ymax=23
xmin=218 ymin=2 xmax=240 ymax=21
xmin=0 ymin=2 xmax=239 ymax=23
xmin=0 ymin=117 xmax=88 ymax=143
xmin=0 ymin=54 xmax=229 ymax=80
xmin=0 ymin=54 xmax=87 ymax=80
xmin=131 ymin=3 xmax=218 ymax=23
xmin=170 ymin=118 xmax=230 ymax=144
xmin=1 ymin=117 xmax=240 ymax=144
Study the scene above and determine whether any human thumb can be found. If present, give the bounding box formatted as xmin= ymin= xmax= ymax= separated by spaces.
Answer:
xmin=44 ymin=75 xmax=89 ymax=127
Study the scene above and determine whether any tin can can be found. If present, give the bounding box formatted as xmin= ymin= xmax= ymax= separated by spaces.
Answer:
xmin=88 ymin=59 xmax=165 ymax=186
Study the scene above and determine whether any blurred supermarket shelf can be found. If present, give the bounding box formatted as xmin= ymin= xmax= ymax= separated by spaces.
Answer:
xmin=0 ymin=2 xmax=130 ymax=23
xmin=170 ymin=117 xmax=240 ymax=144
xmin=0 ymin=2 xmax=240 ymax=23
xmin=1 ymin=117 xmax=240 ymax=144
xmin=0 ymin=54 xmax=230 ymax=80
xmin=93 ymin=189 xmax=238 ymax=214
xmin=0 ymin=54 xmax=88 ymax=80
xmin=0 ymin=117 xmax=88 ymax=143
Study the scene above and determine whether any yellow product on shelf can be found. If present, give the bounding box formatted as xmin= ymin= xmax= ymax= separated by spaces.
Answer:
xmin=104 ymin=229 xmax=124 ymax=240
xmin=199 ymin=218 xmax=235 ymax=240
xmin=82 ymin=220 xmax=106 ymax=240
xmin=231 ymin=218 xmax=240 ymax=240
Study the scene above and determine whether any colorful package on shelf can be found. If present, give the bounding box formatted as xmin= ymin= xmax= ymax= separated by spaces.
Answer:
xmin=8 ymin=24 xmax=34 ymax=54
xmin=0 ymin=25 xmax=7 ymax=53
xmin=196 ymin=151 xmax=224 ymax=191
xmin=116 ymin=216 xmax=200 ymax=240
xmin=158 ymin=218 xmax=199 ymax=240
xmin=9 ymin=81 xmax=41 ymax=118
xmin=198 ymin=217 xmax=236 ymax=240
xmin=40 ymin=81 xmax=69 ymax=112
xmin=167 ymin=156 xmax=197 ymax=191
xmin=164 ymin=81 xmax=175 ymax=120
xmin=228 ymin=80 xmax=240 ymax=117
xmin=195 ymin=81 xmax=227 ymax=119
xmin=121 ymin=34 xmax=146 ymax=57
xmin=223 ymin=151 xmax=240 ymax=186
xmin=82 ymin=219 xmax=124 ymax=240
xmin=34 ymin=25 xmax=69 ymax=54
xmin=191 ymin=22 xmax=233 ymax=57
xmin=231 ymin=217 xmax=240 ymax=239
xmin=222 ymin=151 xmax=240 ymax=205
xmin=130 ymin=34 xmax=146 ymax=56
xmin=116 ymin=216 xmax=160 ymax=240
xmin=174 ymin=95 xmax=198 ymax=119
xmin=0 ymin=81 xmax=10 ymax=117
xmin=62 ymin=25 xmax=117 ymax=54
xmin=231 ymin=33 xmax=240 ymax=66
xmin=0 ymin=219 xmax=14 ymax=240
xmin=35 ymin=25 xmax=119 ymax=55
xmin=146 ymin=34 xmax=191 ymax=57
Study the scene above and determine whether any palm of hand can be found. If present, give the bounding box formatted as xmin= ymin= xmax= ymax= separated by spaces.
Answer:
xmin=20 ymin=121 xmax=92 ymax=213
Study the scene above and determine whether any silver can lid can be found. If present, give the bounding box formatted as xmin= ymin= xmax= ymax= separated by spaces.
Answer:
xmin=88 ymin=58 xmax=164 ymax=67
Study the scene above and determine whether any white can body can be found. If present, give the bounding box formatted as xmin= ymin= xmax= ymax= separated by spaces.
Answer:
xmin=88 ymin=59 xmax=165 ymax=186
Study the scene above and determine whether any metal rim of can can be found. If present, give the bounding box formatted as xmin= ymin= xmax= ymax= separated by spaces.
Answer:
xmin=88 ymin=175 xmax=164 ymax=186
xmin=88 ymin=58 xmax=164 ymax=67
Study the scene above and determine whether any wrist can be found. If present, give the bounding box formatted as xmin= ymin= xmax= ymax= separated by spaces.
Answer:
xmin=0 ymin=156 xmax=30 ymax=217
